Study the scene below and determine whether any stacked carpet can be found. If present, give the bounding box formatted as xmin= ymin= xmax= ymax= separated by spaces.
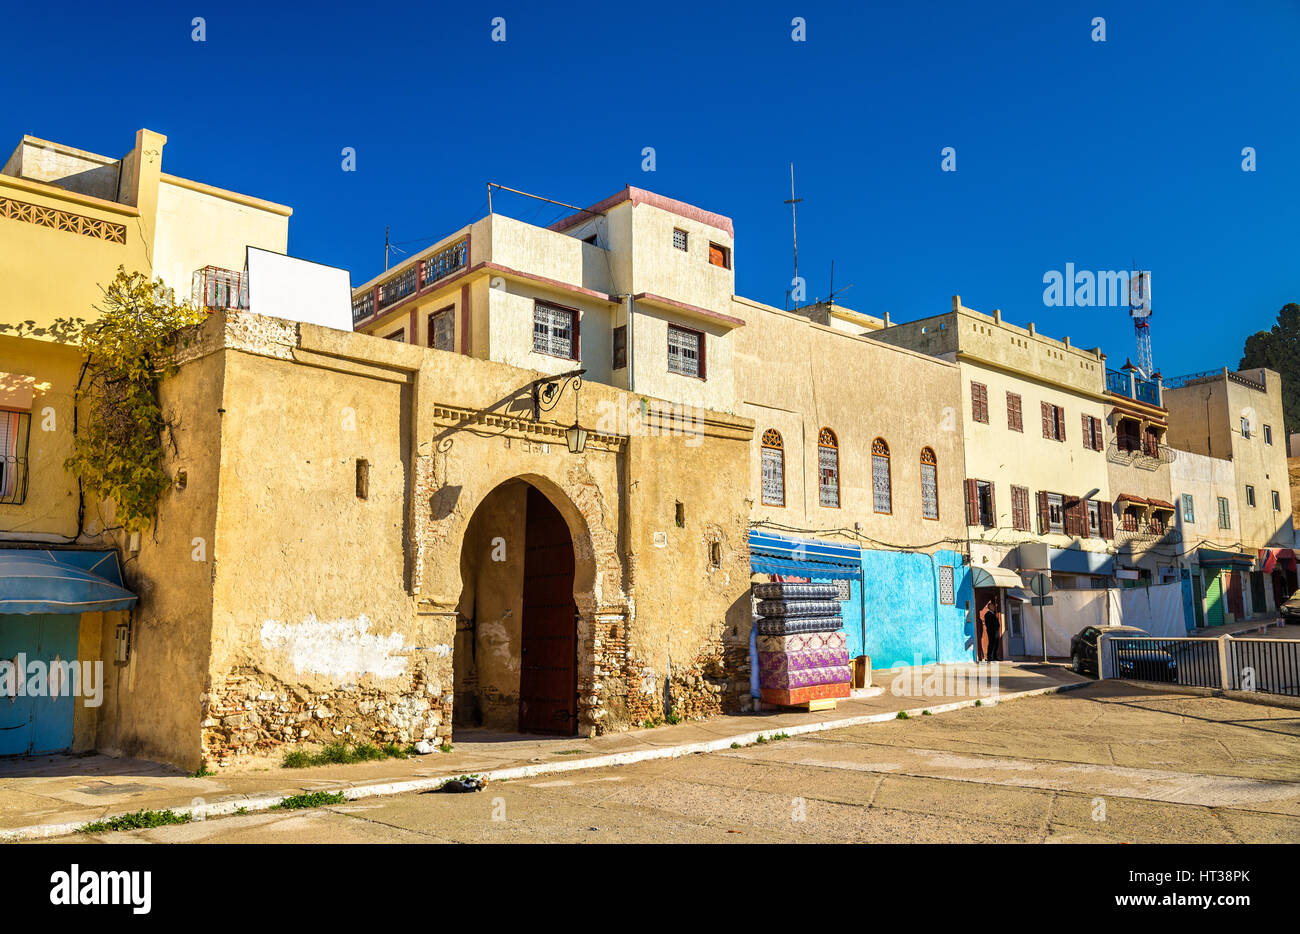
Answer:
xmin=754 ymin=582 xmax=852 ymax=706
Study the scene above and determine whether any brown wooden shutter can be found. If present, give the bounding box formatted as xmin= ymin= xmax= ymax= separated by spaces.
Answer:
xmin=1057 ymin=406 xmax=1065 ymax=442
xmin=965 ymin=479 xmax=978 ymax=525
xmin=1036 ymin=490 xmax=1049 ymax=533
xmin=987 ymin=482 xmax=996 ymax=528
xmin=1041 ymin=402 xmax=1052 ymax=438
xmin=1082 ymin=413 xmax=1091 ymax=449
xmin=1099 ymin=500 xmax=1114 ymax=539
xmin=1063 ymin=497 xmax=1076 ymax=536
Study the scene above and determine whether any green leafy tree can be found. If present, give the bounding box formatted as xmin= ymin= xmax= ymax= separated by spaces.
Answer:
xmin=1240 ymin=303 xmax=1300 ymax=437
xmin=65 ymin=267 xmax=206 ymax=533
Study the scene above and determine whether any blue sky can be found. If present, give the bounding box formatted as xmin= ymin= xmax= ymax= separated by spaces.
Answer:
xmin=2 ymin=1 xmax=1296 ymax=376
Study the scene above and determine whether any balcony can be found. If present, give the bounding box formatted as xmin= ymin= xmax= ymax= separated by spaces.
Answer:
xmin=192 ymin=266 xmax=248 ymax=311
xmin=354 ymin=237 xmax=468 ymax=325
xmin=1106 ymin=367 xmax=1161 ymax=407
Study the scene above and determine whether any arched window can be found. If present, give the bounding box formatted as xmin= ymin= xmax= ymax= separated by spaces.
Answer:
xmin=872 ymin=437 xmax=892 ymax=514
xmin=920 ymin=447 xmax=939 ymax=520
xmin=818 ymin=428 xmax=840 ymax=508
xmin=761 ymin=429 xmax=785 ymax=507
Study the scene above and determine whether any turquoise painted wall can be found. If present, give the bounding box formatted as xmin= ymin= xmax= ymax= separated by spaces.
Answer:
xmin=855 ymin=548 xmax=974 ymax=668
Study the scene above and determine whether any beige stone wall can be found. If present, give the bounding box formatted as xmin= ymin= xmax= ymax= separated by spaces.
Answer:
xmin=733 ymin=296 xmax=967 ymax=551
xmin=129 ymin=311 xmax=752 ymax=769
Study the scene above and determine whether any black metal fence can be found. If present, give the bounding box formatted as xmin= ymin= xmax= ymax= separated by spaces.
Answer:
xmin=1107 ymin=637 xmax=1221 ymax=688
xmin=1228 ymin=640 xmax=1300 ymax=697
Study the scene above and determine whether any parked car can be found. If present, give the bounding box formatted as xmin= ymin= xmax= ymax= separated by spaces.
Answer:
xmin=1069 ymin=625 xmax=1178 ymax=682
xmin=1279 ymin=590 xmax=1300 ymax=624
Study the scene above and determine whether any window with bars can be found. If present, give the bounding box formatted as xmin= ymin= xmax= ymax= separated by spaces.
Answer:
xmin=0 ymin=409 xmax=31 ymax=506
xmin=533 ymin=302 xmax=577 ymax=359
xmin=939 ymin=566 xmax=955 ymax=605
xmin=1142 ymin=425 xmax=1161 ymax=458
xmin=667 ymin=325 xmax=703 ymax=378
xmin=428 ymin=307 xmax=454 ymax=351
xmin=1087 ymin=498 xmax=1101 ymax=536
xmin=672 ymin=228 xmax=688 ymax=251
xmin=818 ymin=428 xmax=840 ymax=508
xmin=920 ymin=447 xmax=938 ymax=519
xmin=1218 ymin=496 xmax=1231 ymax=529
xmin=1046 ymin=492 xmax=1065 ymax=533
xmin=872 ymin=438 xmax=892 ymax=514
xmin=970 ymin=382 xmax=989 ymax=424
xmin=1182 ymin=493 xmax=1195 ymax=523
xmin=1006 ymin=392 xmax=1022 ymax=432
xmin=761 ymin=429 xmax=785 ymax=507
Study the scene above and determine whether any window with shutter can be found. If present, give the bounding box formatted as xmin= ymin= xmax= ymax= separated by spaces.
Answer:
xmin=920 ymin=447 xmax=938 ymax=519
xmin=1047 ymin=493 xmax=1065 ymax=534
xmin=1041 ymin=402 xmax=1053 ymax=439
xmin=761 ymin=429 xmax=784 ymax=507
xmin=818 ymin=428 xmax=840 ymax=508
xmin=1036 ymin=490 xmax=1049 ymax=533
xmin=428 ymin=307 xmax=455 ymax=351
xmin=1006 ymin=392 xmax=1022 ymax=432
xmin=980 ymin=481 xmax=996 ymax=528
xmin=971 ymin=383 xmax=989 ymax=424
xmin=872 ymin=438 xmax=892 ymax=514
xmin=1099 ymin=500 xmax=1115 ymax=539
xmin=1010 ymin=485 xmax=1030 ymax=531
xmin=1087 ymin=499 xmax=1101 ymax=536
xmin=667 ymin=324 xmax=704 ymax=378
xmin=965 ymin=478 xmax=978 ymax=526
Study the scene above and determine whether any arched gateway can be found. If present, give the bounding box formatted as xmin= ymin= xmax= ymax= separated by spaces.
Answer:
xmin=453 ymin=477 xmax=596 ymax=736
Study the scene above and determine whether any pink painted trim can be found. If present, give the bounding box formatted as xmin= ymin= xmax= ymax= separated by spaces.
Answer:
xmin=460 ymin=283 xmax=471 ymax=355
xmin=631 ymin=292 xmax=745 ymax=329
xmin=356 ymin=260 xmax=618 ymax=332
xmin=548 ymin=186 xmax=734 ymax=239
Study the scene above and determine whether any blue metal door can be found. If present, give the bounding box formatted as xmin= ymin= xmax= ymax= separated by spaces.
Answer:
xmin=0 ymin=614 xmax=80 ymax=756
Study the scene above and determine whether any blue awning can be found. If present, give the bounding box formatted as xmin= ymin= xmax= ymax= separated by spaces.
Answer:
xmin=0 ymin=549 xmax=137 ymax=615
xmin=749 ymin=531 xmax=861 ymax=580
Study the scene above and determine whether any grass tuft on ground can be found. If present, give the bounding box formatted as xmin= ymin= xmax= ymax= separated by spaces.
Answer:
xmin=272 ymin=791 xmax=347 ymax=810
xmin=282 ymin=740 xmax=416 ymax=768
xmin=79 ymin=809 xmax=192 ymax=834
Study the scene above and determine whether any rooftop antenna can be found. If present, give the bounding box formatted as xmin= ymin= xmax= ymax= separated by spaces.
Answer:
xmin=826 ymin=260 xmax=855 ymax=307
xmin=384 ymin=226 xmax=390 ymax=271
xmin=784 ymin=163 xmax=802 ymax=310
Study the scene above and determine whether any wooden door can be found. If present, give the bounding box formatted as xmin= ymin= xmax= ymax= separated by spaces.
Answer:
xmin=518 ymin=487 xmax=578 ymax=735
xmin=0 ymin=614 xmax=79 ymax=756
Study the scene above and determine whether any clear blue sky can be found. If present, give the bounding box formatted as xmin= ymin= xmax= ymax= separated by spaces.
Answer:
xmin=3 ymin=1 xmax=1296 ymax=376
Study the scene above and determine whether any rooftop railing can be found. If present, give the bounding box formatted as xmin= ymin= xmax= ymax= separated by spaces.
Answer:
xmin=354 ymin=237 xmax=468 ymax=325
xmin=192 ymin=266 xmax=248 ymax=310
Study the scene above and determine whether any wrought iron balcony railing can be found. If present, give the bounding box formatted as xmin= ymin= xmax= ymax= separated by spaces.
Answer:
xmin=354 ymin=237 xmax=469 ymax=325
xmin=192 ymin=266 xmax=248 ymax=310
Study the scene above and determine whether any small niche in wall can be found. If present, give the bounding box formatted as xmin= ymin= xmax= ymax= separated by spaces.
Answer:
xmin=675 ymin=501 xmax=685 ymax=528
xmin=356 ymin=459 xmax=370 ymax=500
xmin=709 ymin=541 xmax=722 ymax=569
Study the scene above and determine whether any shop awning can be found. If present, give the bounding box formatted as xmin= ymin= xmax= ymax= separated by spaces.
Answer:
xmin=1197 ymin=548 xmax=1253 ymax=569
xmin=748 ymin=531 xmax=861 ymax=580
xmin=972 ymin=566 xmax=1023 ymax=588
xmin=0 ymin=549 xmax=137 ymax=615
xmin=1259 ymin=548 xmax=1297 ymax=574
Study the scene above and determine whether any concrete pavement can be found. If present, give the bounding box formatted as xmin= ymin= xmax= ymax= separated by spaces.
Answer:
xmin=47 ymin=681 xmax=1300 ymax=844
xmin=3 ymin=661 xmax=1082 ymax=840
